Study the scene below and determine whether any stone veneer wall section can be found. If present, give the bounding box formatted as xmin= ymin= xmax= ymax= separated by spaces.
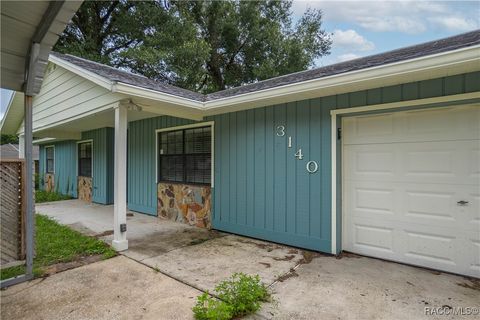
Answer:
xmin=44 ymin=173 xmax=54 ymax=192
xmin=157 ymin=183 xmax=211 ymax=228
xmin=78 ymin=176 xmax=92 ymax=202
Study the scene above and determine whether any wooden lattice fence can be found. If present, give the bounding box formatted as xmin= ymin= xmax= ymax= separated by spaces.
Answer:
xmin=0 ymin=160 xmax=25 ymax=265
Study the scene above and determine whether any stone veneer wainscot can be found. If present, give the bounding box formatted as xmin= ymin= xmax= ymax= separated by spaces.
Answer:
xmin=157 ymin=183 xmax=211 ymax=228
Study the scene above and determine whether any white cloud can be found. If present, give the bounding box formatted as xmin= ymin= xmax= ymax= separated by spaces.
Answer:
xmin=292 ymin=0 xmax=479 ymax=34
xmin=428 ymin=16 xmax=479 ymax=32
xmin=356 ymin=16 xmax=426 ymax=34
xmin=333 ymin=29 xmax=375 ymax=51
xmin=337 ymin=53 xmax=361 ymax=62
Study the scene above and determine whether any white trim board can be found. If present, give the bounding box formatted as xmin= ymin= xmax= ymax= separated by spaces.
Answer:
xmin=44 ymin=145 xmax=55 ymax=174
xmin=154 ymin=121 xmax=215 ymax=188
xmin=329 ymin=93 xmax=480 ymax=255
xmin=76 ymin=139 xmax=94 ymax=179
xmin=48 ymin=45 xmax=480 ymax=114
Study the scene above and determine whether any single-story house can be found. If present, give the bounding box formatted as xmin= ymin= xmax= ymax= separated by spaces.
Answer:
xmin=0 ymin=144 xmax=39 ymax=161
xmin=0 ymin=144 xmax=40 ymax=173
xmin=1 ymin=30 xmax=479 ymax=277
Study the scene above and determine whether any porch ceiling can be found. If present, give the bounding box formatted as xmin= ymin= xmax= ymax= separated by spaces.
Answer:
xmin=0 ymin=1 xmax=82 ymax=94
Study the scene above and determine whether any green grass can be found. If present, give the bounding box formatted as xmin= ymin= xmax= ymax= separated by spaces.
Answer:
xmin=35 ymin=190 xmax=72 ymax=203
xmin=0 ymin=214 xmax=116 ymax=280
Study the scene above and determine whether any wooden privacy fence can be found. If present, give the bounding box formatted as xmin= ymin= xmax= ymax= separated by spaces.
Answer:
xmin=0 ymin=159 xmax=26 ymax=265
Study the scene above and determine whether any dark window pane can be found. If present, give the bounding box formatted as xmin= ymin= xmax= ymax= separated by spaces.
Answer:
xmin=78 ymin=142 xmax=92 ymax=177
xmin=45 ymin=147 xmax=54 ymax=173
xmin=160 ymin=155 xmax=184 ymax=182
xmin=158 ymin=126 xmax=211 ymax=184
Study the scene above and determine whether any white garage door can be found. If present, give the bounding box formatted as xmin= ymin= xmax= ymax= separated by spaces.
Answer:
xmin=343 ymin=105 xmax=480 ymax=277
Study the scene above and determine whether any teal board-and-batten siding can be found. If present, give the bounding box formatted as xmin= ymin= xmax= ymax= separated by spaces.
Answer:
xmin=39 ymin=140 xmax=78 ymax=198
xmin=126 ymin=71 xmax=479 ymax=253
xmin=127 ymin=117 xmax=195 ymax=215
xmin=38 ymin=127 xmax=114 ymax=204
xmin=210 ymin=102 xmax=333 ymax=252
xmin=81 ymin=128 xmax=114 ymax=204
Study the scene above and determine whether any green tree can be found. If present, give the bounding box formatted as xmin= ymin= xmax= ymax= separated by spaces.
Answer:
xmin=55 ymin=0 xmax=331 ymax=93
xmin=1 ymin=134 xmax=19 ymax=145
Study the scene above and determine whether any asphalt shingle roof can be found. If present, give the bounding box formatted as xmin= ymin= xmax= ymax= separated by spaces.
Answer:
xmin=52 ymin=30 xmax=480 ymax=102
xmin=51 ymin=52 xmax=205 ymax=101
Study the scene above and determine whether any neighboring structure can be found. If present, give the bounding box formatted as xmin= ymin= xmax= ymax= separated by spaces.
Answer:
xmin=0 ymin=144 xmax=40 ymax=174
xmin=1 ymin=30 xmax=479 ymax=277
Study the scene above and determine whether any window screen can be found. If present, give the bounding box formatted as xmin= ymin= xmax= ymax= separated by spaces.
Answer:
xmin=158 ymin=126 xmax=211 ymax=185
xmin=45 ymin=146 xmax=54 ymax=173
xmin=78 ymin=142 xmax=92 ymax=177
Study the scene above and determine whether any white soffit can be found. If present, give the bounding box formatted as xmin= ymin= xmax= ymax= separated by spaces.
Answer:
xmin=0 ymin=1 xmax=82 ymax=94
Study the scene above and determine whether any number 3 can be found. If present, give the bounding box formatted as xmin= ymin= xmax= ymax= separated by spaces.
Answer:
xmin=276 ymin=125 xmax=285 ymax=137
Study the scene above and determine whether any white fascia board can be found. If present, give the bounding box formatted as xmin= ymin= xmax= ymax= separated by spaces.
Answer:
xmin=0 ymin=90 xmax=17 ymax=132
xmin=203 ymin=45 xmax=480 ymax=111
xmin=47 ymin=45 xmax=479 ymax=120
xmin=112 ymin=82 xmax=203 ymax=109
xmin=48 ymin=55 xmax=114 ymax=90
xmin=33 ymin=138 xmax=56 ymax=145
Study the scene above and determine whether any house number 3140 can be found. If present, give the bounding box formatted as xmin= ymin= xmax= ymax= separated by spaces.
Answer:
xmin=276 ymin=125 xmax=318 ymax=173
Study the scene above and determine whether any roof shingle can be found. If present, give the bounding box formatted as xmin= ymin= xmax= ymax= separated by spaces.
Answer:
xmin=51 ymin=30 xmax=480 ymax=102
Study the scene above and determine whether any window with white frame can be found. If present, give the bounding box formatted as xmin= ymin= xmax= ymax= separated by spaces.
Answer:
xmin=158 ymin=126 xmax=211 ymax=185
xmin=78 ymin=141 xmax=92 ymax=177
xmin=45 ymin=146 xmax=54 ymax=173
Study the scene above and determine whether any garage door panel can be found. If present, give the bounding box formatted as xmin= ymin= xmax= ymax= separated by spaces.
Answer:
xmin=345 ymin=180 xmax=472 ymax=230
xmin=345 ymin=141 xmax=478 ymax=185
xmin=343 ymin=105 xmax=480 ymax=277
xmin=344 ymin=105 xmax=480 ymax=144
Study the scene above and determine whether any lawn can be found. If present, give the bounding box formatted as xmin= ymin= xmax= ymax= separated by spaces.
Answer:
xmin=35 ymin=190 xmax=72 ymax=203
xmin=1 ymin=214 xmax=116 ymax=280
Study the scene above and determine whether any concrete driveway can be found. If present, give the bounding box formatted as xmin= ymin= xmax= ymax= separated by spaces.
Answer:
xmin=4 ymin=199 xmax=477 ymax=320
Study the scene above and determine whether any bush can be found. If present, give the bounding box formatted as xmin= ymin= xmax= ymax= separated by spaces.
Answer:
xmin=35 ymin=190 xmax=72 ymax=203
xmin=193 ymin=273 xmax=270 ymax=320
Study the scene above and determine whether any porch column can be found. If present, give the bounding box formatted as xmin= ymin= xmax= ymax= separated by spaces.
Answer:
xmin=112 ymin=103 xmax=128 ymax=251
xmin=24 ymin=95 xmax=34 ymax=277
xmin=18 ymin=134 xmax=25 ymax=159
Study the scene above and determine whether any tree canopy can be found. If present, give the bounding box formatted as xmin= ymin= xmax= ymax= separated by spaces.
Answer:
xmin=55 ymin=0 xmax=331 ymax=93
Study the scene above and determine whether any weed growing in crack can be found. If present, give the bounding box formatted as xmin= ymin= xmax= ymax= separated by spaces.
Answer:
xmin=193 ymin=273 xmax=270 ymax=320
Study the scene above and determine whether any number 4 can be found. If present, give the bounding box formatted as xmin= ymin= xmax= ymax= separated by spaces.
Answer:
xmin=295 ymin=148 xmax=303 ymax=160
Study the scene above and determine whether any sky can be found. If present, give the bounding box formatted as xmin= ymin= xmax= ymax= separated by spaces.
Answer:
xmin=1 ymin=0 xmax=479 ymax=121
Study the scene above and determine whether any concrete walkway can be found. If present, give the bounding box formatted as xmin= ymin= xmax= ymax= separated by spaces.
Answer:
xmin=5 ymin=199 xmax=476 ymax=320
xmin=1 ymin=256 xmax=200 ymax=320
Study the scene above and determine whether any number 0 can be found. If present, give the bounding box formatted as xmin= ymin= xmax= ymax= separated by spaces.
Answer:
xmin=306 ymin=161 xmax=318 ymax=173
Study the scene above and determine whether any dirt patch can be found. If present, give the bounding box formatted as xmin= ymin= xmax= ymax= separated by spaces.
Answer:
xmin=287 ymin=249 xmax=299 ymax=254
xmin=237 ymin=238 xmax=283 ymax=252
xmin=273 ymin=255 xmax=296 ymax=261
xmin=259 ymin=262 xmax=271 ymax=268
xmin=298 ymin=250 xmax=324 ymax=264
xmin=94 ymin=230 xmax=114 ymax=238
xmin=335 ymin=252 xmax=361 ymax=259
xmin=276 ymin=268 xmax=299 ymax=282
xmin=457 ymin=279 xmax=480 ymax=291
xmin=188 ymin=238 xmax=210 ymax=246
xmin=43 ymin=254 xmax=109 ymax=276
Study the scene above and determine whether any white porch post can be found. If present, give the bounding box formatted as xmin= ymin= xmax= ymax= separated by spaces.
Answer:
xmin=112 ymin=103 xmax=128 ymax=251
xmin=18 ymin=134 xmax=25 ymax=159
